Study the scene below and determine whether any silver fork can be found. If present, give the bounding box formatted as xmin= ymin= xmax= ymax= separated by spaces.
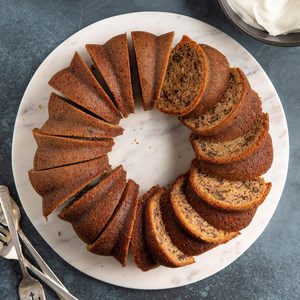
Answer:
xmin=0 ymin=185 xmax=46 ymax=300
xmin=0 ymin=186 xmax=78 ymax=300
xmin=1 ymin=195 xmax=68 ymax=298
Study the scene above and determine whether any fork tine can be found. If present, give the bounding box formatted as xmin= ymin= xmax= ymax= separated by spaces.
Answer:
xmin=0 ymin=210 xmax=5 ymax=224
xmin=0 ymin=223 xmax=10 ymax=244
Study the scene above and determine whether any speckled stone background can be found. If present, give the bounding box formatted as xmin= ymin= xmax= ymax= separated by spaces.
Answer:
xmin=0 ymin=0 xmax=299 ymax=299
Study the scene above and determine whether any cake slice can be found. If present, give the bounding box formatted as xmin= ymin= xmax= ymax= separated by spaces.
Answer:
xmin=40 ymin=93 xmax=123 ymax=139
xmin=28 ymin=156 xmax=110 ymax=217
xmin=161 ymin=191 xmax=215 ymax=256
xmin=33 ymin=129 xmax=114 ymax=170
xmin=88 ymin=179 xmax=139 ymax=266
xmin=195 ymin=133 xmax=273 ymax=181
xmin=190 ymin=113 xmax=270 ymax=164
xmin=181 ymin=68 xmax=262 ymax=139
xmin=156 ymin=35 xmax=208 ymax=115
xmin=185 ymin=183 xmax=257 ymax=232
xmin=58 ymin=166 xmax=126 ymax=244
xmin=131 ymin=186 xmax=160 ymax=271
xmin=170 ymin=175 xmax=238 ymax=244
xmin=189 ymin=161 xmax=272 ymax=212
xmin=184 ymin=44 xmax=230 ymax=116
xmin=145 ymin=187 xmax=195 ymax=268
xmin=205 ymin=90 xmax=263 ymax=141
xmin=131 ymin=31 xmax=174 ymax=110
xmin=86 ymin=34 xmax=134 ymax=117
xmin=48 ymin=52 xmax=121 ymax=124
xmin=156 ymin=38 xmax=230 ymax=116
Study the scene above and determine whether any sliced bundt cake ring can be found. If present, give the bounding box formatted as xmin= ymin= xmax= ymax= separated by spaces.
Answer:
xmin=33 ymin=129 xmax=114 ymax=171
xmin=86 ymin=34 xmax=135 ymax=117
xmin=131 ymin=31 xmax=174 ymax=110
xmin=170 ymin=175 xmax=238 ymax=244
xmin=189 ymin=161 xmax=272 ymax=212
xmin=131 ymin=186 xmax=160 ymax=271
xmin=88 ymin=179 xmax=139 ymax=267
xmin=195 ymin=133 xmax=273 ymax=181
xmin=145 ymin=187 xmax=195 ymax=268
xmin=28 ymin=156 xmax=111 ymax=217
xmin=58 ymin=166 xmax=126 ymax=244
xmin=160 ymin=191 xmax=215 ymax=256
xmin=180 ymin=68 xmax=262 ymax=139
xmin=156 ymin=35 xmax=208 ymax=116
xmin=185 ymin=183 xmax=257 ymax=232
xmin=48 ymin=52 xmax=121 ymax=124
xmin=190 ymin=113 xmax=270 ymax=164
xmin=40 ymin=93 xmax=123 ymax=139
xmin=184 ymin=44 xmax=230 ymax=116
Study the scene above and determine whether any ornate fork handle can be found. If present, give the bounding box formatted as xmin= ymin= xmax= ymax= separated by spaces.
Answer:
xmin=18 ymin=228 xmax=67 ymax=291
xmin=24 ymin=259 xmax=78 ymax=300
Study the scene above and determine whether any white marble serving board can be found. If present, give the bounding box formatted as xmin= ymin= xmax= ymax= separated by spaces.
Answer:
xmin=12 ymin=12 xmax=289 ymax=290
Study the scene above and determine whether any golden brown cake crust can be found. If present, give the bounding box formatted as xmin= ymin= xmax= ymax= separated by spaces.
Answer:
xmin=190 ymin=113 xmax=270 ymax=164
xmin=156 ymin=35 xmax=209 ymax=116
xmin=29 ymin=156 xmax=110 ymax=217
xmin=185 ymin=44 xmax=230 ymax=116
xmin=131 ymin=31 xmax=174 ymax=110
xmin=33 ymin=128 xmax=114 ymax=171
xmin=48 ymin=52 xmax=121 ymax=124
xmin=161 ymin=191 xmax=215 ymax=256
xmin=145 ymin=187 xmax=195 ymax=268
xmin=131 ymin=186 xmax=160 ymax=271
xmin=86 ymin=34 xmax=135 ymax=117
xmin=88 ymin=179 xmax=139 ymax=267
xmin=195 ymin=133 xmax=273 ymax=181
xmin=58 ymin=166 xmax=126 ymax=245
xmin=40 ymin=93 xmax=124 ymax=139
xmin=185 ymin=183 xmax=257 ymax=232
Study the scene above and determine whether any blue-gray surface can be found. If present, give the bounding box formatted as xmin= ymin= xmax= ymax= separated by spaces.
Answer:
xmin=0 ymin=0 xmax=299 ymax=299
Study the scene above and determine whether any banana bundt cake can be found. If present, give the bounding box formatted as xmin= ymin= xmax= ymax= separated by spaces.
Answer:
xmin=29 ymin=31 xmax=274 ymax=271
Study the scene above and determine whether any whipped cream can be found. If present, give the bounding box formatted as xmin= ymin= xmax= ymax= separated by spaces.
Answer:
xmin=227 ymin=0 xmax=300 ymax=36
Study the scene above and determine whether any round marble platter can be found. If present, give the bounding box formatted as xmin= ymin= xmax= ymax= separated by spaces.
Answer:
xmin=12 ymin=12 xmax=289 ymax=290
